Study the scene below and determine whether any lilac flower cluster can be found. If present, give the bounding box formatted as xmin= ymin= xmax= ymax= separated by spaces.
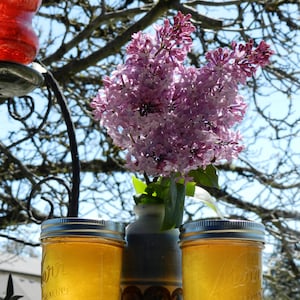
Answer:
xmin=91 ymin=12 xmax=273 ymax=177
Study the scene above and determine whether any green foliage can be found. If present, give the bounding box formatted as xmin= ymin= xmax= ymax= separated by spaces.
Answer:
xmin=161 ymin=175 xmax=186 ymax=230
xmin=188 ymin=165 xmax=219 ymax=189
xmin=132 ymin=165 xmax=220 ymax=229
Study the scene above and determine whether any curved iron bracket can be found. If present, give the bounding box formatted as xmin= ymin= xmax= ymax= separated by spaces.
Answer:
xmin=0 ymin=61 xmax=80 ymax=220
xmin=38 ymin=64 xmax=80 ymax=217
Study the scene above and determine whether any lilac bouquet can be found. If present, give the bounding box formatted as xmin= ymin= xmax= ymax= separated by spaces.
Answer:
xmin=91 ymin=12 xmax=273 ymax=229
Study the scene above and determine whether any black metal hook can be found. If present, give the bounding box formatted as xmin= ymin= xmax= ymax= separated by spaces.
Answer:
xmin=40 ymin=66 xmax=80 ymax=217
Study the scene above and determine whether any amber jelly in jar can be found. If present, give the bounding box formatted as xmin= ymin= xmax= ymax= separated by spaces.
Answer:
xmin=40 ymin=218 xmax=125 ymax=300
xmin=180 ymin=219 xmax=265 ymax=300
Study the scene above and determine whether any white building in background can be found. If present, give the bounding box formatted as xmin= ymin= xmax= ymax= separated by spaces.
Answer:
xmin=0 ymin=253 xmax=41 ymax=300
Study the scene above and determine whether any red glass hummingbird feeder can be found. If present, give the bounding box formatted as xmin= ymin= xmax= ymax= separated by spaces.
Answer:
xmin=0 ymin=0 xmax=41 ymax=64
xmin=0 ymin=0 xmax=43 ymax=98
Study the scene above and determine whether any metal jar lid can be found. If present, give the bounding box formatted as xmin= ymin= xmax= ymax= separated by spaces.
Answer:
xmin=40 ymin=218 xmax=125 ymax=243
xmin=180 ymin=219 xmax=265 ymax=243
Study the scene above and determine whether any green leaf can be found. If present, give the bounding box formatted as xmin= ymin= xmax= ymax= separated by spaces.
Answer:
xmin=134 ymin=194 xmax=157 ymax=204
xmin=162 ymin=176 xmax=186 ymax=230
xmin=132 ymin=176 xmax=147 ymax=194
xmin=133 ymin=179 xmax=165 ymax=205
xmin=189 ymin=165 xmax=219 ymax=188
xmin=185 ymin=181 xmax=196 ymax=197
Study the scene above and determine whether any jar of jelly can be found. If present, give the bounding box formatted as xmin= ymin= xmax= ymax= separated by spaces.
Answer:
xmin=0 ymin=0 xmax=41 ymax=64
xmin=180 ymin=219 xmax=265 ymax=300
xmin=41 ymin=218 xmax=125 ymax=300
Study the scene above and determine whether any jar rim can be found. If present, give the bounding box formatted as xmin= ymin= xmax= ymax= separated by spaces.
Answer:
xmin=179 ymin=219 xmax=265 ymax=243
xmin=40 ymin=217 xmax=125 ymax=243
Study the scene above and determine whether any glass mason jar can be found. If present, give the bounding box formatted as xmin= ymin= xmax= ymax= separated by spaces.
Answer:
xmin=0 ymin=0 xmax=41 ymax=64
xmin=180 ymin=219 xmax=265 ymax=300
xmin=40 ymin=218 xmax=125 ymax=300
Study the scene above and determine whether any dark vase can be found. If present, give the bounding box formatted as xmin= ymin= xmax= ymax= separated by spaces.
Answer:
xmin=121 ymin=204 xmax=183 ymax=300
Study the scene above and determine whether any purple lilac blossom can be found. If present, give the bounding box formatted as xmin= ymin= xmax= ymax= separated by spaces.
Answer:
xmin=91 ymin=12 xmax=274 ymax=177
